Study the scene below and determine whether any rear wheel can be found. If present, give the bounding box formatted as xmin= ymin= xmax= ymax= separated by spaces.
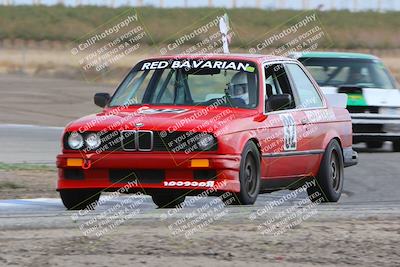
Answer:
xmin=60 ymin=189 xmax=101 ymax=210
xmin=307 ymin=140 xmax=344 ymax=203
xmin=151 ymin=192 xmax=186 ymax=208
xmin=366 ymin=141 xmax=384 ymax=149
xmin=393 ymin=141 xmax=400 ymax=152
xmin=227 ymin=142 xmax=260 ymax=205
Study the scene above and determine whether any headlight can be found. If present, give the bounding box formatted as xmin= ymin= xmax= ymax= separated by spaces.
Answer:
xmin=85 ymin=133 xmax=101 ymax=149
xmin=197 ymin=134 xmax=216 ymax=150
xmin=67 ymin=132 xmax=84 ymax=149
xmin=379 ymin=107 xmax=400 ymax=116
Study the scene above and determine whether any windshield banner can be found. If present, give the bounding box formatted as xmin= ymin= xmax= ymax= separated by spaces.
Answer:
xmin=140 ymin=60 xmax=256 ymax=72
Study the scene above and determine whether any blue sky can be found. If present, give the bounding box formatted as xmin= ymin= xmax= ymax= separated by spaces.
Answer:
xmin=7 ymin=0 xmax=400 ymax=11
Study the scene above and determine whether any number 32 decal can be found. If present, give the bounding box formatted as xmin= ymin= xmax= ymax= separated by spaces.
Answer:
xmin=280 ymin=114 xmax=297 ymax=151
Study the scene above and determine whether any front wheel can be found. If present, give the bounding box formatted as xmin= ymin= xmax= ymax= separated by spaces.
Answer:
xmin=307 ymin=140 xmax=344 ymax=203
xmin=60 ymin=189 xmax=101 ymax=210
xmin=227 ymin=142 xmax=260 ymax=205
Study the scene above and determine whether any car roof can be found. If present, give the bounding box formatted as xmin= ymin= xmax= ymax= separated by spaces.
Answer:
xmin=147 ymin=53 xmax=295 ymax=64
xmin=295 ymin=51 xmax=379 ymax=60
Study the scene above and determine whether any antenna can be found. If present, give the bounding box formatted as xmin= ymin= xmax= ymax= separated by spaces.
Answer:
xmin=219 ymin=13 xmax=231 ymax=54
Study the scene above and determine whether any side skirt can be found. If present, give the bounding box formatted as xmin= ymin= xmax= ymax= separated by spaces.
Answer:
xmin=259 ymin=176 xmax=313 ymax=193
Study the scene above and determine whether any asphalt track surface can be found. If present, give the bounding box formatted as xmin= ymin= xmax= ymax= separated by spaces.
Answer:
xmin=1 ymin=125 xmax=400 ymax=267
xmin=0 ymin=124 xmax=400 ymax=218
xmin=0 ymin=124 xmax=62 ymax=164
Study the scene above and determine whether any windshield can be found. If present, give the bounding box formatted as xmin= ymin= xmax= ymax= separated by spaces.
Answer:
xmin=109 ymin=59 xmax=259 ymax=109
xmin=298 ymin=57 xmax=397 ymax=89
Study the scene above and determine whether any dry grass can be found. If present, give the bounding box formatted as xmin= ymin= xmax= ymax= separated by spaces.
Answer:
xmin=2 ymin=7 xmax=400 ymax=82
xmin=1 ymin=7 xmax=400 ymax=49
xmin=1 ymin=46 xmax=400 ymax=83
xmin=0 ymin=169 xmax=58 ymax=199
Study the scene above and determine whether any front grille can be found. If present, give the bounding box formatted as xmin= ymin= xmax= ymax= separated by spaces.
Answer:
xmin=121 ymin=131 xmax=136 ymax=151
xmin=109 ymin=169 xmax=165 ymax=184
xmin=347 ymin=106 xmax=379 ymax=114
xmin=153 ymin=131 xmax=188 ymax=151
xmin=121 ymin=130 xmax=153 ymax=151
xmin=353 ymin=124 xmax=383 ymax=133
xmin=64 ymin=131 xmax=217 ymax=152
xmin=153 ymin=132 xmax=217 ymax=152
xmin=138 ymin=131 xmax=153 ymax=151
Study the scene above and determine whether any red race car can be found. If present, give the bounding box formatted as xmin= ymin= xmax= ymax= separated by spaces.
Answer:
xmin=57 ymin=54 xmax=358 ymax=210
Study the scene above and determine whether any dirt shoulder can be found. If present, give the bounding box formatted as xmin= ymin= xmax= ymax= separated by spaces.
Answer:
xmin=0 ymin=168 xmax=57 ymax=199
xmin=0 ymin=218 xmax=399 ymax=267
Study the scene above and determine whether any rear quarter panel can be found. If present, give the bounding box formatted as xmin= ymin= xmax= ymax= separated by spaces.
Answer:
xmin=305 ymin=107 xmax=352 ymax=156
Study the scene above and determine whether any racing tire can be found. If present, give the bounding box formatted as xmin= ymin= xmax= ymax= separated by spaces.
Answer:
xmin=151 ymin=192 xmax=186 ymax=208
xmin=307 ymin=140 xmax=344 ymax=203
xmin=227 ymin=142 xmax=261 ymax=205
xmin=59 ymin=189 xmax=101 ymax=210
xmin=366 ymin=141 xmax=384 ymax=149
xmin=393 ymin=141 xmax=400 ymax=152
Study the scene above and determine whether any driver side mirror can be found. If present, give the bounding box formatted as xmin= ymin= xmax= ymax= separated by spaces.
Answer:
xmin=94 ymin=93 xmax=111 ymax=108
xmin=265 ymin=94 xmax=294 ymax=112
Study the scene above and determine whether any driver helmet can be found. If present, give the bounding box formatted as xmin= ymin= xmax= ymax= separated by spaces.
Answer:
xmin=229 ymin=72 xmax=249 ymax=104
xmin=349 ymin=67 xmax=363 ymax=83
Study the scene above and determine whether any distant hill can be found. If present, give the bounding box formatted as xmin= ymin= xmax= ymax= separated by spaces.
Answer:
xmin=0 ymin=6 xmax=399 ymax=49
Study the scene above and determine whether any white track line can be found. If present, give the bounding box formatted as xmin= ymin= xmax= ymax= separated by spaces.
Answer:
xmin=0 ymin=124 xmax=64 ymax=130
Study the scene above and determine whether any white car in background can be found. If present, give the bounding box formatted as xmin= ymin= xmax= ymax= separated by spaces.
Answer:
xmin=291 ymin=52 xmax=400 ymax=151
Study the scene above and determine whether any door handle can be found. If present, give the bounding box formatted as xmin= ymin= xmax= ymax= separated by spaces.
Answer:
xmin=301 ymin=118 xmax=309 ymax=125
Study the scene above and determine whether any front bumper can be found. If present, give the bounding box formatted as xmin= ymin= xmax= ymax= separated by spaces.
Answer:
xmin=351 ymin=113 xmax=400 ymax=142
xmin=56 ymin=152 xmax=241 ymax=192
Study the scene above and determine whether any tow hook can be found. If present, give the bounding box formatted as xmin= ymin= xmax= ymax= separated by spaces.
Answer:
xmin=82 ymin=154 xmax=93 ymax=169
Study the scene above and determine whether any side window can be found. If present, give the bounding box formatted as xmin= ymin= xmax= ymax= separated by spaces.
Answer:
xmin=265 ymin=74 xmax=281 ymax=96
xmin=264 ymin=64 xmax=296 ymax=109
xmin=286 ymin=63 xmax=323 ymax=108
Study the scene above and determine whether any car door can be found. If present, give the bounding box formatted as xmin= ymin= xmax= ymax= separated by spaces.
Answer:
xmin=259 ymin=63 xmax=310 ymax=179
xmin=284 ymin=62 xmax=326 ymax=175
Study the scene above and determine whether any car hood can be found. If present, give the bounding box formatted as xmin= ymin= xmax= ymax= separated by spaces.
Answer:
xmin=65 ymin=105 xmax=259 ymax=135
xmin=321 ymin=86 xmax=400 ymax=107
